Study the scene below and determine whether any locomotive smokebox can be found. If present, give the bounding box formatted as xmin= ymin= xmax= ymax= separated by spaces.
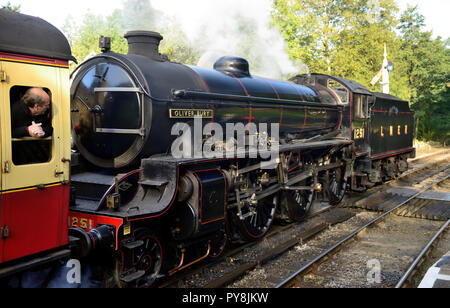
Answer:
xmin=124 ymin=30 xmax=163 ymax=61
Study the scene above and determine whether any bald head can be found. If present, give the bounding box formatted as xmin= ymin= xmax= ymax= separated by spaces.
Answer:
xmin=23 ymin=87 xmax=50 ymax=116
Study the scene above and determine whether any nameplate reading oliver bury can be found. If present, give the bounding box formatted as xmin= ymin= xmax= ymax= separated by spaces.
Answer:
xmin=169 ymin=109 xmax=213 ymax=119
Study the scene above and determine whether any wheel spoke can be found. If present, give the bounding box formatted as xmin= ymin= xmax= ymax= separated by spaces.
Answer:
xmin=116 ymin=229 xmax=163 ymax=288
xmin=284 ymin=177 xmax=314 ymax=222
xmin=327 ymin=155 xmax=347 ymax=205
xmin=236 ymin=195 xmax=277 ymax=241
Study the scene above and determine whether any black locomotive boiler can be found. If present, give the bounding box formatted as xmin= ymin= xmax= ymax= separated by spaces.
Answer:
xmin=68 ymin=31 xmax=354 ymax=287
xmin=70 ymin=32 xmax=343 ymax=169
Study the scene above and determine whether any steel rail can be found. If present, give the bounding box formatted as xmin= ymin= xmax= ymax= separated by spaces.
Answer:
xmin=276 ymin=171 xmax=450 ymax=288
xmin=395 ymin=219 xmax=450 ymax=288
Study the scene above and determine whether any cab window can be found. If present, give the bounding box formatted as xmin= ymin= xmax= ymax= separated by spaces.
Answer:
xmin=327 ymin=79 xmax=349 ymax=104
xmin=10 ymin=86 xmax=53 ymax=166
xmin=313 ymin=84 xmax=339 ymax=105
xmin=354 ymin=94 xmax=369 ymax=119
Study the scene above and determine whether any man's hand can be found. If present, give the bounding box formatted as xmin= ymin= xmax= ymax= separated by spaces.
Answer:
xmin=27 ymin=121 xmax=45 ymax=138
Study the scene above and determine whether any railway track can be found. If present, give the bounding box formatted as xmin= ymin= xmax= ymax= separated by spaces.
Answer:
xmin=160 ymin=151 xmax=450 ymax=288
xmin=396 ymin=219 xmax=449 ymax=288
xmin=160 ymin=208 xmax=356 ymax=288
xmin=275 ymin=169 xmax=450 ymax=288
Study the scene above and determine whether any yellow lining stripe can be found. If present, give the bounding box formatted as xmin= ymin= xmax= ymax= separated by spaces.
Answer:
xmin=0 ymin=58 xmax=69 ymax=68
xmin=1 ymin=183 xmax=63 ymax=194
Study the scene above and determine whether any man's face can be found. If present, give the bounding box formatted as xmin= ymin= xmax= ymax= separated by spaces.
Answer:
xmin=31 ymin=101 xmax=50 ymax=116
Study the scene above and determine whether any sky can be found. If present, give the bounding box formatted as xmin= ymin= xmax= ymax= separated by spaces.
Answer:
xmin=4 ymin=0 xmax=450 ymax=40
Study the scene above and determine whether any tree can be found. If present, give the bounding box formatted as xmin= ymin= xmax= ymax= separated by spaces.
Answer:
xmin=63 ymin=11 xmax=128 ymax=68
xmin=331 ymin=0 xmax=400 ymax=92
xmin=271 ymin=0 xmax=345 ymax=73
xmin=158 ymin=18 xmax=201 ymax=65
xmin=1 ymin=1 xmax=20 ymax=11
xmin=397 ymin=6 xmax=450 ymax=144
xmin=62 ymin=0 xmax=200 ymax=67
xmin=271 ymin=1 xmax=448 ymax=144
xmin=271 ymin=0 xmax=401 ymax=89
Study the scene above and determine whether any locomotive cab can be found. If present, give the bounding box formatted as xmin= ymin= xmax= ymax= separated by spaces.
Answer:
xmin=290 ymin=73 xmax=415 ymax=191
xmin=290 ymin=73 xmax=373 ymax=153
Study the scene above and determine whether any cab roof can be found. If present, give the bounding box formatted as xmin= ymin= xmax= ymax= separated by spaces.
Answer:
xmin=292 ymin=73 xmax=373 ymax=96
xmin=0 ymin=9 xmax=76 ymax=62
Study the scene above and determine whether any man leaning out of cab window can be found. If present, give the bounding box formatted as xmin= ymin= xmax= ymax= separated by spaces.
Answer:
xmin=11 ymin=87 xmax=53 ymax=138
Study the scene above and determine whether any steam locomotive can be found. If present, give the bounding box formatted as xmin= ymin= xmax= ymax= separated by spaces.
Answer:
xmin=0 ymin=10 xmax=414 ymax=287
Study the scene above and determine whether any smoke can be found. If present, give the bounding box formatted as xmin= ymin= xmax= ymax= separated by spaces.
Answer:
xmin=5 ymin=260 xmax=101 ymax=288
xmin=152 ymin=0 xmax=308 ymax=79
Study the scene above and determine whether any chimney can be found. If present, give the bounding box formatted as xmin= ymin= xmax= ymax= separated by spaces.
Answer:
xmin=124 ymin=31 xmax=163 ymax=61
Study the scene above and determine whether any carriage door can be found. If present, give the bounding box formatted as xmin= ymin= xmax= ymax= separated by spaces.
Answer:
xmin=353 ymin=94 xmax=370 ymax=155
xmin=0 ymin=60 xmax=68 ymax=262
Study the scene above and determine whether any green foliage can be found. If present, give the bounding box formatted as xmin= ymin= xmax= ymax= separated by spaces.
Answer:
xmin=63 ymin=0 xmax=201 ymax=68
xmin=271 ymin=1 xmax=449 ymax=145
xmin=271 ymin=0 xmax=344 ymax=73
xmin=1 ymin=1 xmax=20 ymax=11
xmin=397 ymin=6 xmax=450 ymax=144
xmin=63 ymin=11 xmax=128 ymax=70
xmin=271 ymin=0 xmax=399 ymax=87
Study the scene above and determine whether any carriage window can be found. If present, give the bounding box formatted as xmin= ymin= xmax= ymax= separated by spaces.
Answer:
xmin=327 ymin=79 xmax=349 ymax=104
xmin=10 ymin=86 xmax=53 ymax=166
xmin=354 ymin=95 xmax=369 ymax=119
